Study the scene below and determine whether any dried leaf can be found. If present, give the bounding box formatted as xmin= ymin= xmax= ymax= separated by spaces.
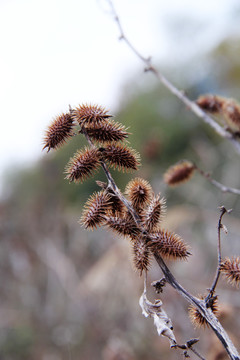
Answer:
xmin=139 ymin=291 xmax=176 ymax=347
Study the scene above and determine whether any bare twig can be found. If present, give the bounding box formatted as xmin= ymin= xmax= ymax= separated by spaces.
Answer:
xmin=207 ymin=206 xmax=231 ymax=298
xmin=190 ymin=346 xmax=206 ymax=360
xmin=194 ymin=166 xmax=240 ymax=195
xmin=105 ymin=0 xmax=240 ymax=155
xmin=174 ymin=339 xmax=206 ymax=360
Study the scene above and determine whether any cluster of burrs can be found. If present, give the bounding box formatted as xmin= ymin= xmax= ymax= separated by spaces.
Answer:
xmin=43 ymin=104 xmax=190 ymax=276
xmin=43 ymin=103 xmax=240 ymax=328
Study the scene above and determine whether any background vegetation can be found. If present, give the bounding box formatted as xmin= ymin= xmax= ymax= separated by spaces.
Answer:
xmin=1 ymin=34 xmax=240 ymax=359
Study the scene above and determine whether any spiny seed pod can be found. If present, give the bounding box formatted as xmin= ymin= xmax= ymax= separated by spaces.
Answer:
xmin=73 ymin=104 xmax=111 ymax=126
xmin=80 ymin=191 xmax=111 ymax=230
xmin=164 ymin=161 xmax=195 ymax=186
xmin=149 ymin=230 xmax=190 ymax=260
xmin=132 ymin=238 xmax=151 ymax=276
xmin=220 ymin=257 xmax=240 ymax=288
xmin=65 ymin=147 xmax=101 ymax=183
xmin=100 ymin=144 xmax=140 ymax=172
xmin=189 ymin=295 xmax=219 ymax=328
xmin=43 ymin=112 xmax=75 ymax=152
xmin=142 ymin=194 xmax=166 ymax=232
xmin=105 ymin=216 xmax=140 ymax=238
xmin=84 ymin=121 xmax=129 ymax=143
xmin=125 ymin=178 xmax=153 ymax=210
xmin=221 ymin=99 xmax=240 ymax=132
xmin=96 ymin=181 xmax=126 ymax=216
xmin=196 ymin=94 xmax=223 ymax=113
xmin=106 ymin=191 xmax=126 ymax=216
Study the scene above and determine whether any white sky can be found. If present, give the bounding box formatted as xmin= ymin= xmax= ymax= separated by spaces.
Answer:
xmin=0 ymin=0 xmax=239 ymax=195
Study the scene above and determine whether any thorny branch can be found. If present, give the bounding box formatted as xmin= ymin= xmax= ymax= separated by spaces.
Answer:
xmin=105 ymin=0 xmax=240 ymax=155
xmin=80 ymin=123 xmax=240 ymax=360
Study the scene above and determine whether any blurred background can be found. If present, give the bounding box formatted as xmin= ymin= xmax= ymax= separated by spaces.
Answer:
xmin=0 ymin=0 xmax=240 ymax=359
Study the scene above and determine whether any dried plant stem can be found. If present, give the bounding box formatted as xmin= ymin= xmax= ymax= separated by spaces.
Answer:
xmin=190 ymin=347 xmax=206 ymax=360
xmin=106 ymin=0 xmax=240 ymax=155
xmin=194 ymin=166 xmax=240 ymax=195
xmin=81 ymin=130 xmax=239 ymax=360
xmin=154 ymin=254 xmax=239 ymax=360
xmin=207 ymin=206 xmax=229 ymax=298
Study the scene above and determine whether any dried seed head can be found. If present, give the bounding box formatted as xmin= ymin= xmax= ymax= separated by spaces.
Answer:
xmin=106 ymin=191 xmax=126 ymax=216
xmin=65 ymin=147 xmax=101 ymax=183
xmin=189 ymin=295 xmax=219 ymax=328
xmin=100 ymin=144 xmax=141 ymax=172
xmin=149 ymin=230 xmax=190 ymax=260
xmin=105 ymin=216 xmax=140 ymax=238
xmin=96 ymin=181 xmax=126 ymax=216
xmin=73 ymin=104 xmax=111 ymax=126
xmin=220 ymin=257 xmax=240 ymax=288
xmin=221 ymin=99 xmax=240 ymax=132
xmin=125 ymin=178 xmax=153 ymax=210
xmin=84 ymin=120 xmax=129 ymax=143
xmin=80 ymin=191 xmax=111 ymax=230
xmin=164 ymin=161 xmax=195 ymax=186
xmin=43 ymin=112 xmax=75 ymax=152
xmin=196 ymin=94 xmax=223 ymax=113
xmin=142 ymin=194 xmax=166 ymax=232
xmin=132 ymin=238 xmax=151 ymax=276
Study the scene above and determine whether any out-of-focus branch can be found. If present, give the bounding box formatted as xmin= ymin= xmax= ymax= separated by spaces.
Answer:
xmin=207 ymin=207 xmax=231 ymax=298
xmin=163 ymin=160 xmax=240 ymax=195
xmin=105 ymin=0 xmax=240 ymax=155
xmin=195 ymin=166 xmax=240 ymax=195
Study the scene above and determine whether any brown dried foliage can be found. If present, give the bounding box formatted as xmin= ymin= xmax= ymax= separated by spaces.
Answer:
xmin=189 ymin=295 xmax=219 ymax=328
xmin=125 ymin=178 xmax=153 ymax=210
xmin=149 ymin=230 xmax=190 ymax=260
xmin=73 ymin=104 xmax=111 ymax=126
xmin=164 ymin=161 xmax=195 ymax=186
xmin=142 ymin=194 xmax=166 ymax=232
xmin=81 ymin=191 xmax=111 ymax=230
xmin=65 ymin=147 xmax=101 ymax=183
xmin=220 ymin=257 xmax=240 ymax=288
xmin=43 ymin=112 xmax=75 ymax=152
xmin=100 ymin=144 xmax=141 ymax=172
